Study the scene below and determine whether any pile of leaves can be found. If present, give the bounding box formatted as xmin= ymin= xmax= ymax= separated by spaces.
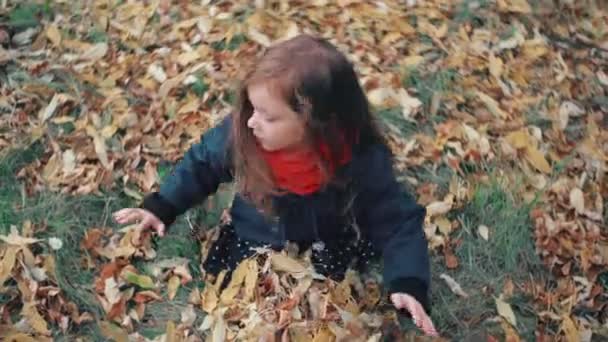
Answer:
xmin=1 ymin=0 xmax=608 ymax=340
xmin=0 ymin=222 xmax=93 ymax=341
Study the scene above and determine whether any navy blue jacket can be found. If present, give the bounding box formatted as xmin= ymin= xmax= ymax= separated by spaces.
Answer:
xmin=142 ymin=116 xmax=431 ymax=311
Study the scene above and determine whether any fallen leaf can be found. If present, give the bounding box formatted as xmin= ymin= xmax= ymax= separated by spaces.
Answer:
xmin=0 ymin=246 xmax=19 ymax=286
xmin=21 ymin=302 xmax=51 ymax=336
xmin=525 ymin=145 xmax=552 ymax=174
xmin=181 ymin=305 xmax=197 ymax=327
xmin=80 ymin=42 xmax=108 ymax=61
xmin=167 ymin=275 xmax=180 ymax=300
xmin=99 ymin=320 xmax=129 ymax=342
xmin=45 ymin=25 xmax=62 ymax=46
xmin=478 ymin=225 xmax=489 ymax=241
xmin=444 ymin=249 xmax=459 ymax=269
xmin=439 ymin=273 xmax=468 ymax=298
xmin=488 ymin=53 xmax=503 ymax=78
xmin=0 ymin=226 xmax=41 ymax=246
xmin=48 ymin=237 xmax=63 ymax=250
xmin=597 ymin=70 xmax=608 ymax=86
xmin=38 ymin=93 xmax=73 ymax=123
xmin=121 ymin=270 xmax=155 ymax=289
xmin=560 ymin=315 xmax=580 ymax=342
xmin=569 ymin=188 xmax=585 ymax=214
xmin=497 ymin=0 xmax=532 ymax=13
xmin=495 ymin=295 xmax=517 ymax=327
xmin=476 ymin=91 xmax=508 ymax=119
xmin=426 ymin=197 xmax=453 ymax=217
xmin=147 ymin=63 xmax=167 ymax=83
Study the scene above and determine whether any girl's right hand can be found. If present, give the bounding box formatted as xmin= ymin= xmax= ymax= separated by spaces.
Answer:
xmin=113 ymin=208 xmax=166 ymax=237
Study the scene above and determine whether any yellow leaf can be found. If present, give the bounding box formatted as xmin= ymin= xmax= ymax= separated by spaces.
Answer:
xmin=521 ymin=40 xmax=548 ymax=61
xmin=86 ymin=125 xmax=111 ymax=170
xmin=177 ymin=99 xmax=200 ymax=115
xmin=426 ymin=197 xmax=453 ymax=217
xmin=489 ymin=53 xmax=503 ymax=78
xmin=270 ymin=253 xmax=308 ymax=274
xmin=497 ymin=0 xmax=532 ymax=13
xmin=0 ymin=226 xmax=41 ymax=247
xmin=201 ymin=286 xmax=218 ymax=313
xmin=312 ymin=327 xmax=335 ymax=342
xmin=435 ymin=217 xmax=452 ymax=236
xmin=476 ymin=91 xmax=508 ymax=119
xmin=401 ymin=55 xmax=424 ymax=67
xmin=243 ymin=259 xmax=258 ymax=302
xmin=1 ymin=332 xmax=39 ymax=342
xmin=505 ymin=130 xmax=529 ymax=149
xmin=168 ymin=275 xmax=180 ymax=300
xmin=45 ymin=24 xmax=62 ymax=46
xmin=21 ymin=302 xmax=50 ymax=336
xmin=219 ymin=259 xmax=249 ymax=305
xmin=524 ymin=145 xmax=552 ymax=174
xmin=99 ymin=320 xmax=129 ymax=342
xmin=560 ymin=315 xmax=580 ymax=342
xmin=495 ymin=295 xmax=517 ymax=327
xmin=176 ymin=51 xmax=200 ymax=67
xmin=0 ymin=245 xmax=19 ymax=286
xmin=501 ymin=319 xmax=521 ymax=342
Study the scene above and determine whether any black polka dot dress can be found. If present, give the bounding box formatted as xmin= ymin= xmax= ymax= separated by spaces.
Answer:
xmin=201 ymin=224 xmax=379 ymax=283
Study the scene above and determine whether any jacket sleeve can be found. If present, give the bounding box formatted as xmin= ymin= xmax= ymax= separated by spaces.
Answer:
xmin=356 ymin=145 xmax=431 ymax=312
xmin=142 ymin=116 xmax=233 ymax=227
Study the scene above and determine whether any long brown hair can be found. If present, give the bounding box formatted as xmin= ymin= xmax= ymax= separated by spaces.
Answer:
xmin=231 ymin=34 xmax=386 ymax=207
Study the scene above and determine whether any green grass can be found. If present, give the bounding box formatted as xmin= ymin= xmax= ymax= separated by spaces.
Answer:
xmin=430 ymin=180 xmax=546 ymax=340
xmin=0 ymin=146 xmax=225 ymax=340
xmin=402 ymin=68 xmax=458 ymax=114
xmin=4 ymin=2 xmax=53 ymax=30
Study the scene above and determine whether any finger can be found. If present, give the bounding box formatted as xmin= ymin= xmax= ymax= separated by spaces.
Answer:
xmin=155 ymin=223 xmax=166 ymax=237
xmin=118 ymin=209 xmax=144 ymax=224
xmin=390 ymin=293 xmax=408 ymax=309
xmin=409 ymin=304 xmax=438 ymax=337
xmin=113 ymin=208 xmax=134 ymax=220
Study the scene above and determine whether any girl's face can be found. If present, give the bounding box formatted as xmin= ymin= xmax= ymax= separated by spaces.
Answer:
xmin=247 ymin=82 xmax=308 ymax=152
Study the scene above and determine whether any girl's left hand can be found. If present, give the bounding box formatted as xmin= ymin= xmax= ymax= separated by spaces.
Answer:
xmin=390 ymin=293 xmax=439 ymax=337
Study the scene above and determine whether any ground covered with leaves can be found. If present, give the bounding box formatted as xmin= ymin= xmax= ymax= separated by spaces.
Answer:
xmin=1 ymin=0 xmax=607 ymax=341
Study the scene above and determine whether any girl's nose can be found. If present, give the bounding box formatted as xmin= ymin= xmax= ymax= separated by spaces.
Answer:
xmin=247 ymin=112 xmax=258 ymax=129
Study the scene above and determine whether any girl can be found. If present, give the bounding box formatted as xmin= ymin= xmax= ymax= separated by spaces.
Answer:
xmin=113 ymin=34 xmax=437 ymax=336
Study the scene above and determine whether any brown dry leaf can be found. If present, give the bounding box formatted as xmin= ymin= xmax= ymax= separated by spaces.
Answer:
xmin=0 ymin=226 xmax=41 ymax=246
xmin=444 ymin=249 xmax=459 ymax=269
xmin=0 ymin=245 xmax=19 ymax=286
